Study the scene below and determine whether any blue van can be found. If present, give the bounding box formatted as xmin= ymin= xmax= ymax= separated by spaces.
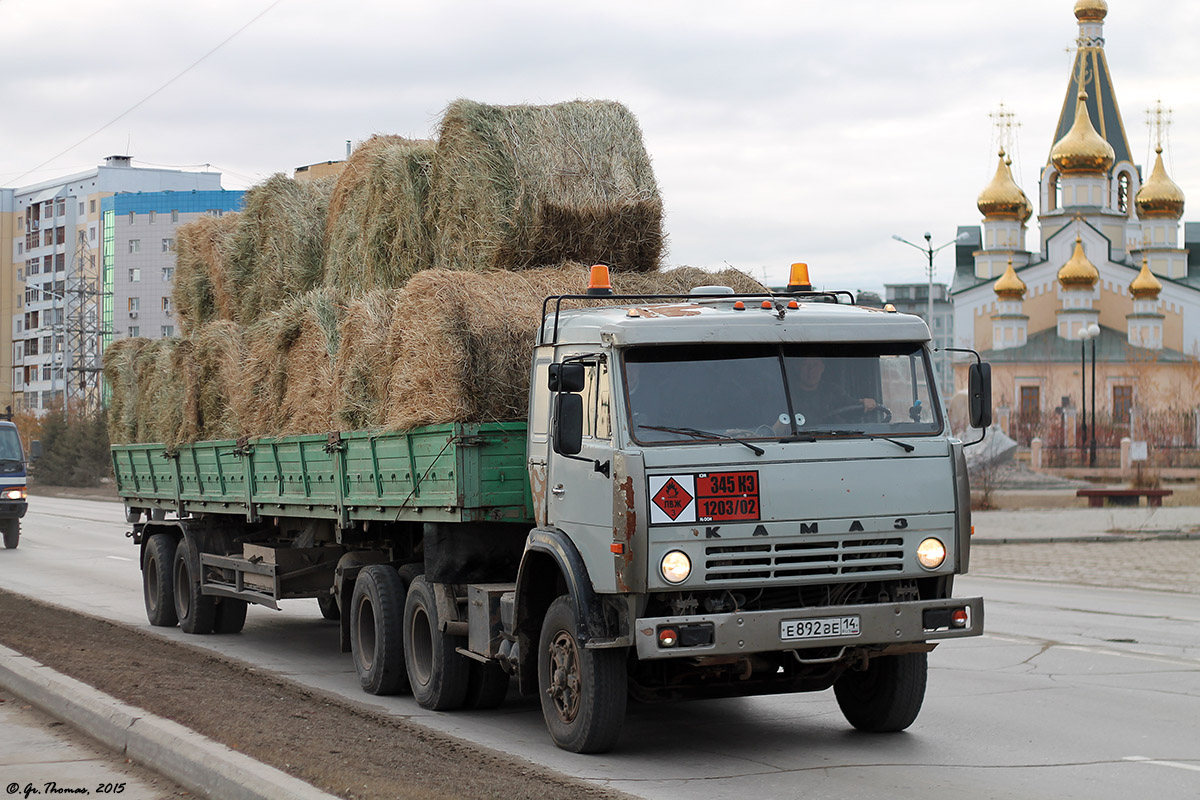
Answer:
xmin=0 ymin=421 xmax=28 ymax=549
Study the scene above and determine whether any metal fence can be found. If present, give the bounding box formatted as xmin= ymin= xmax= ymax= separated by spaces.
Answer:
xmin=1016 ymin=408 xmax=1200 ymax=469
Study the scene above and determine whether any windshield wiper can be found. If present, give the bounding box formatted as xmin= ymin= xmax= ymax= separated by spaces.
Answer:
xmin=784 ymin=430 xmax=915 ymax=453
xmin=638 ymin=425 xmax=765 ymax=456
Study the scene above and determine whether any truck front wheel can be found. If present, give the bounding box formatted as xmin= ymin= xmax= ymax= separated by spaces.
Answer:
xmin=834 ymin=652 xmax=927 ymax=732
xmin=1 ymin=519 xmax=18 ymax=549
xmin=173 ymin=540 xmax=216 ymax=634
xmin=350 ymin=565 xmax=409 ymax=695
xmin=403 ymin=575 xmax=469 ymax=710
xmin=142 ymin=534 xmax=178 ymax=627
xmin=537 ymin=595 xmax=627 ymax=753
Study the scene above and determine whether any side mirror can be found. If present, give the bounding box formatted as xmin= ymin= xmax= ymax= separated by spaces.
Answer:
xmin=968 ymin=362 xmax=992 ymax=429
xmin=552 ymin=393 xmax=583 ymax=456
xmin=30 ymin=440 xmax=42 ymax=461
xmin=548 ymin=362 xmax=585 ymax=393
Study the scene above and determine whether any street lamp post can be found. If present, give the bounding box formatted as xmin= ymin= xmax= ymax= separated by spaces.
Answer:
xmin=1078 ymin=323 xmax=1101 ymax=467
xmin=891 ymin=231 xmax=970 ymax=337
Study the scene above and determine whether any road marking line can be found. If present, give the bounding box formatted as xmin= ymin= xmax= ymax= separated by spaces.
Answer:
xmin=1124 ymin=756 xmax=1200 ymax=773
xmin=105 ymin=555 xmax=134 ymax=562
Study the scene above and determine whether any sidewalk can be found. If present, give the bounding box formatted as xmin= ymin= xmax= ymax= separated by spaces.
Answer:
xmin=0 ymin=689 xmax=184 ymax=800
xmin=971 ymin=504 xmax=1200 ymax=543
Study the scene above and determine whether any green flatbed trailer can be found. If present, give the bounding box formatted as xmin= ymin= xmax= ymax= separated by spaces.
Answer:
xmin=112 ymin=422 xmax=535 ymax=527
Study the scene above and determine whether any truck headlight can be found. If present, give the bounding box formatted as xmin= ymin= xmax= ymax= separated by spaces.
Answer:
xmin=916 ymin=537 xmax=947 ymax=569
xmin=3 ymin=488 xmax=25 ymax=500
xmin=660 ymin=550 xmax=691 ymax=584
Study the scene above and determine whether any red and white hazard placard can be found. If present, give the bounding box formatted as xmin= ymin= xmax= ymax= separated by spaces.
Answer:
xmin=648 ymin=474 xmax=696 ymax=525
xmin=649 ymin=471 xmax=761 ymax=526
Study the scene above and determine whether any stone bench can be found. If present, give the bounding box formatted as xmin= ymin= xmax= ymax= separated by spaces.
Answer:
xmin=1075 ymin=488 xmax=1174 ymax=508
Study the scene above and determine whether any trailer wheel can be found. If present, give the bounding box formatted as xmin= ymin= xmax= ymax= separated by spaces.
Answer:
xmin=537 ymin=595 xmax=627 ymax=753
xmin=403 ymin=575 xmax=469 ymax=711
xmin=1 ymin=519 xmax=19 ymax=550
xmin=317 ymin=594 xmax=340 ymax=621
xmin=350 ymin=565 xmax=409 ymax=695
xmin=213 ymin=598 xmax=248 ymax=634
xmin=463 ymin=661 xmax=510 ymax=710
xmin=834 ymin=652 xmax=927 ymax=732
xmin=142 ymin=534 xmax=178 ymax=627
xmin=173 ymin=540 xmax=216 ymax=635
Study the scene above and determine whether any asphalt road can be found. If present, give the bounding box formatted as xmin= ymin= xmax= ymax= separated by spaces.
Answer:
xmin=3 ymin=497 xmax=1198 ymax=800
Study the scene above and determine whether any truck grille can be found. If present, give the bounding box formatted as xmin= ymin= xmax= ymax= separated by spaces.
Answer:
xmin=704 ymin=537 xmax=905 ymax=583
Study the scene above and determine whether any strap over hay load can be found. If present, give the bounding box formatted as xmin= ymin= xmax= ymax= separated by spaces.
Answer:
xmin=430 ymin=99 xmax=664 ymax=274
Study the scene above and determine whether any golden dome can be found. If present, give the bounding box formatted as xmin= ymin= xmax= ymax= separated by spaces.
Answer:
xmin=1074 ymin=0 xmax=1108 ymax=22
xmin=1058 ymin=235 xmax=1100 ymax=287
xmin=1129 ymin=256 xmax=1163 ymax=299
xmin=977 ymin=150 xmax=1027 ymax=218
xmin=1135 ymin=146 xmax=1185 ymax=218
xmin=994 ymin=258 xmax=1026 ymax=300
xmin=1050 ymin=92 xmax=1115 ymax=175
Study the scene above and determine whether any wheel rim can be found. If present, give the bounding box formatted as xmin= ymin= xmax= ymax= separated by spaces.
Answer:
xmin=146 ymin=552 xmax=161 ymax=613
xmin=356 ymin=596 xmax=376 ymax=671
xmin=174 ymin=555 xmax=191 ymax=619
xmin=410 ymin=604 xmax=433 ymax=687
xmin=547 ymin=629 xmax=581 ymax=724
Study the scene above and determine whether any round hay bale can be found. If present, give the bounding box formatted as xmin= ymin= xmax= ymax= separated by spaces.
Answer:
xmin=383 ymin=264 xmax=766 ymax=430
xmin=101 ymin=337 xmax=148 ymax=444
xmin=332 ymin=289 xmax=402 ymax=430
xmin=429 ymin=99 xmax=664 ymax=274
xmin=192 ymin=320 xmax=248 ymax=440
xmin=172 ymin=213 xmax=240 ymax=335
xmin=227 ymin=174 xmax=335 ymax=324
xmin=132 ymin=338 xmax=186 ymax=446
xmin=325 ymin=136 xmax=435 ymax=293
xmin=232 ymin=288 xmax=345 ymax=437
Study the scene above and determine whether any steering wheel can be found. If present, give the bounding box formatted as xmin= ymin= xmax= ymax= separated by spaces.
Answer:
xmin=827 ymin=403 xmax=892 ymax=423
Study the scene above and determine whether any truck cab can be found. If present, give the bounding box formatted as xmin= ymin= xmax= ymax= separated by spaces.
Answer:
xmin=520 ymin=277 xmax=985 ymax=750
xmin=0 ymin=420 xmax=28 ymax=549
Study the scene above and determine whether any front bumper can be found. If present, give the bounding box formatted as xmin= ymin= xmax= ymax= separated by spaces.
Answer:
xmin=0 ymin=500 xmax=27 ymax=519
xmin=634 ymin=596 xmax=984 ymax=660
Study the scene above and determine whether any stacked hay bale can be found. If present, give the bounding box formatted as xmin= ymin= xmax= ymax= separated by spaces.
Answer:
xmin=114 ymin=98 xmax=770 ymax=445
xmin=190 ymin=321 xmax=248 ymax=440
xmin=430 ymin=99 xmax=664 ymax=273
xmin=102 ymin=337 xmax=148 ymax=445
xmin=226 ymin=174 xmax=335 ymax=325
xmin=324 ymin=136 xmax=435 ymax=292
xmin=331 ymin=289 xmax=403 ymax=430
xmin=172 ymin=213 xmax=240 ymax=336
xmin=384 ymin=264 xmax=765 ymax=430
xmin=231 ymin=287 xmax=345 ymax=437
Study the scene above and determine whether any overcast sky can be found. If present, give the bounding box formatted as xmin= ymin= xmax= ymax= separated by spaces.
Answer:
xmin=3 ymin=0 xmax=1198 ymax=293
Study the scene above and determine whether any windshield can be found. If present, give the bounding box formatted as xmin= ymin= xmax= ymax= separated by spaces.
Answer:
xmin=0 ymin=427 xmax=23 ymax=462
xmin=625 ymin=342 xmax=941 ymax=444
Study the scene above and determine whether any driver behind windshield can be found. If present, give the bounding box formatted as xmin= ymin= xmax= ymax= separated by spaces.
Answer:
xmin=789 ymin=356 xmax=877 ymax=425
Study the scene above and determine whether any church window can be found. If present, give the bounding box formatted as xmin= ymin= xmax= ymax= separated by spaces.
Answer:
xmin=1112 ymin=386 xmax=1133 ymax=424
xmin=1117 ymin=173 xmax=1130 ymax=214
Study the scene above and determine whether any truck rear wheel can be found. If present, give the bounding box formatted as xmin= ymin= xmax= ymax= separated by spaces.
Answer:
xmin=173 ymin=540 xmax=216 ymax=634
xmin=213 ymin=598 xmax=248 ymax=634
xmin=142 ymin=534 xmax=178 ymax=627
xmin=2 ymin=519 xmax=19 ymax=549
xmin=403 ymin=575 xmax=469 ymax=710
xmin=537 ymin=595 xmax=627 ymax=753
xmin=350 ymin=565 xmax=409 ymax=695
xmin=834 ymin=652 xmax=927 ymax=732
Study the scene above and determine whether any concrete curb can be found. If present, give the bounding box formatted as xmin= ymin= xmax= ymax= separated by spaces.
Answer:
xmin=973 ymin=531 xmax=1200 ymax=545
xmin=0 ymin=644 xmax=337 ymax=800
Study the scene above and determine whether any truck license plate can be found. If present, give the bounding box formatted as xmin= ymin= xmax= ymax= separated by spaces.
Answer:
xmin=780 ymin=616 xmax=861 ymax=641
